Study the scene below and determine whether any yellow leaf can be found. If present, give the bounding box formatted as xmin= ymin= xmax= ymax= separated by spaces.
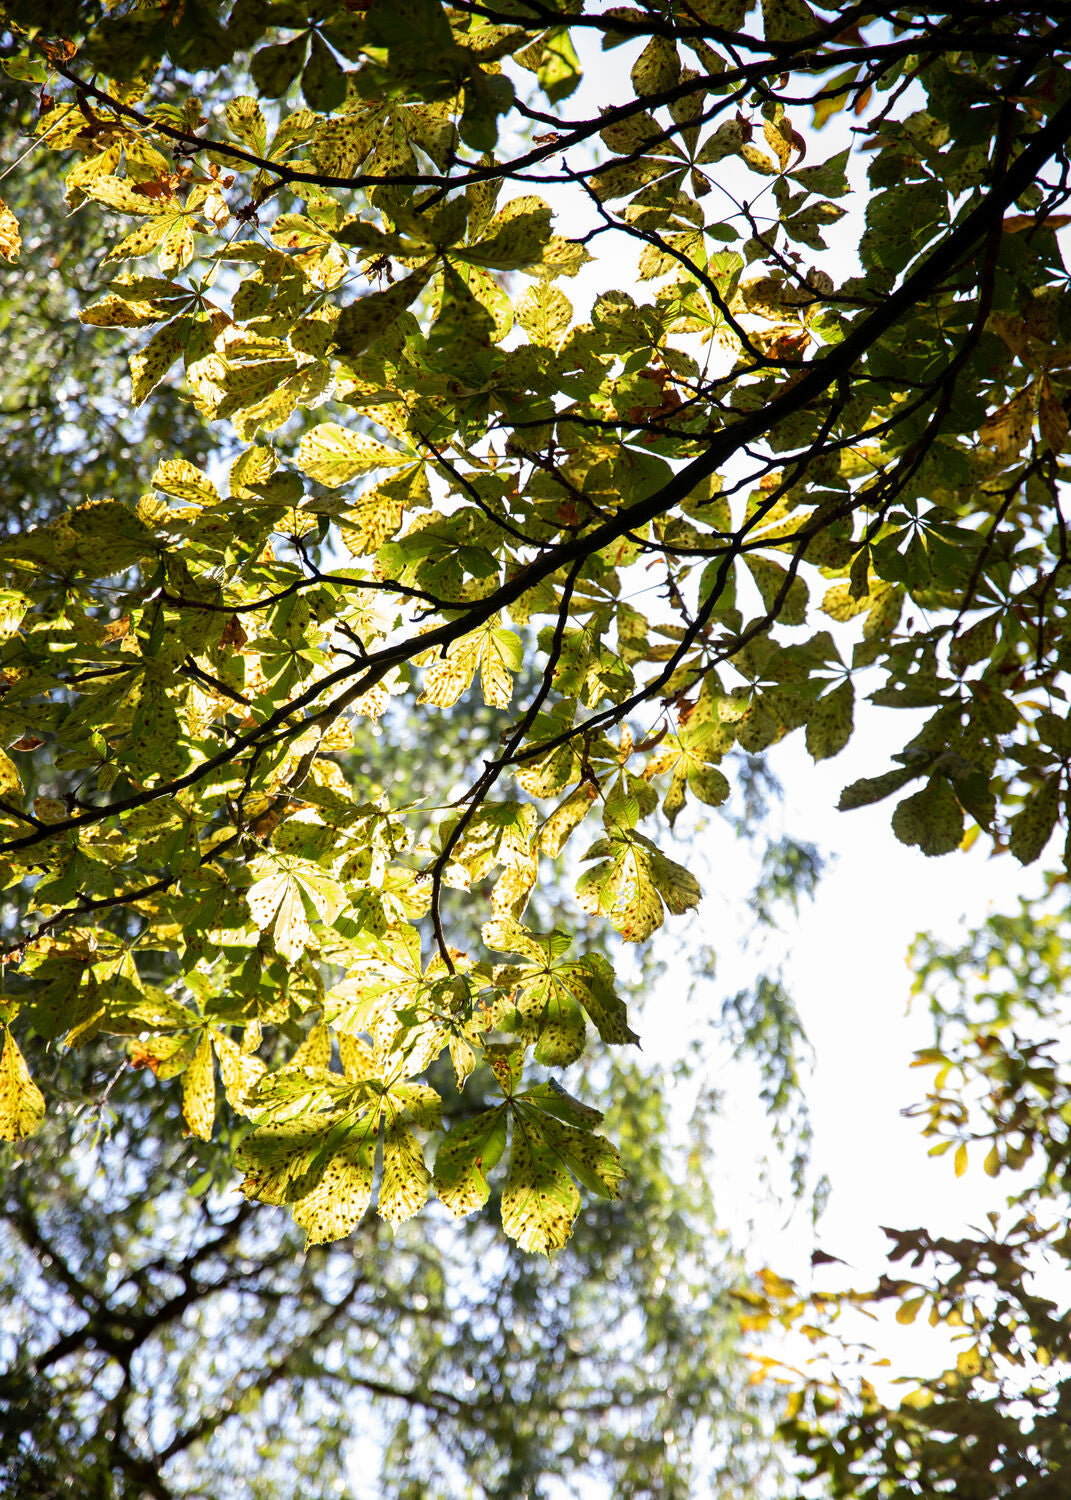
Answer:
xmin=182 ymin=1031 xmax=216 ymax=1140
xmin=293 ymin=1132 xmax=376 ymax=1246
xmin=954 ymin=1141 xmax=968 ymax=1177
xmin=213 ymin=1031 xmax=267 ymax=1114
xmin=517 ymin=282 xmax=573 ymax=350
xmin=247 ymin=865 xmax=312 ymax=963
xmin=379 ymin=1121 xmax=431 ymax=1228
xmin=0 ymin=1031 xmax=45 ymax=1141
xmin=295 ymin=422 xmax=407 ymax=488
xmin=83 ymin=174 xmax=176 ymax=216
xmin=896 ymin=1296 xmax=925 ymax=1325
xmin=1039 ymin=375 xmax=1069 ymax=454
xmin=813 ymin=67 xmax=859 ymax=130
xmin=0 ymin=195 xmax=22 ymax=262
xmin=0 ymin=748 xmax=23 ymax=799
xmin=763 ymin=118 xmax=794 ymax=172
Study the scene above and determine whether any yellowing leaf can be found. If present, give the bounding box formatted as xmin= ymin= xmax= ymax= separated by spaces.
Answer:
xmin=763 ymin=117 xmax=796 ymax=172
xmin=237 ymin=1115 xmax=327 ymax=1207
xmin=896 ymin=1296 xmax=925 ymax=1325
xmin=181 ymin=1030 xmax=216 ymax=1140
xmin=83 ymin=174 xmax=176 ymax=216
xmin=0 ymin=1031 xmax=45 ymax=1141
xmin=1039 ymin=375 xmax=1069 ymax=454
xmin=517 ymin=282 xmax=573 ymax=350
xmin=500 ymin=1117 xmax=581 ymax=1255
xmin=434 ymin=1107 xmax=508 ymax=1218
xmin=812 ymin=66 xmax=859 ymax=130
xmin=295 ymin=422 xmax=408 ymax=488
xmin=954 ymin=1141 xmax=968 ymax=1178
xmin=152 ymin=457 xmax=222 ymax=507
xmin=419 ymin=619 xmax=522 ymax=710
xmin=379 ymin=1119 xmax=431 ymax=1228
xmin=576 ymin=831 xmax=700 ymax=943
xmin=0 ymin=748 xmax=23 ymax=799
xmin=478 ymin=622 xmax=524 ymax=708
xmin=224 ymin=95 xmax=268 ymax=155
xmin=0 ymin=196 xmax=22 ymax=262
xmin=81 ymin=293 xmax=165 ymax=327
xmin=130 ymin=319 xmax=185 ymax=405
xmin=213 ymin=1031 xmax=267 ymax=1114
xmin=247 ymin=864 xmax=313 ymax=963
xmin=292 ymin=1130 xmax=377 ymax=1247
xmin=457 ymin=195 xmax=554 ymax=271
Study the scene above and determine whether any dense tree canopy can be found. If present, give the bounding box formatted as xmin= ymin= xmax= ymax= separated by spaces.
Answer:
xmin=1 ymin=0 xmax=1070 ymax=1295
xmin=0 ymin=27 xmax=827 ymax=1492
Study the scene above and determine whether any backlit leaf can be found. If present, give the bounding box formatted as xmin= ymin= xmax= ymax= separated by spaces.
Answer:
xmin=0 ymin=1031 xmax=45 ymax=1141
xmin=0 ymin=196 xmax=22 ymax=262
xmin=182 ymin=1030 xmax=216 ymax=1141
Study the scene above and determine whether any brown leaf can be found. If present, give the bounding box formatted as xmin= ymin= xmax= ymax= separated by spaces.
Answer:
xmin=1003 ymin=213 xmax=1071 ymax=234
xmin=979 ymin=384 xmax=1036 ymax=462
xmin=1039 ymin=376 xmax=1069 ymax=453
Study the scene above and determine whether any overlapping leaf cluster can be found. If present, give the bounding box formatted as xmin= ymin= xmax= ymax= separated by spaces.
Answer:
xmin=1 ymin=0 xmax=1070 ymax=1252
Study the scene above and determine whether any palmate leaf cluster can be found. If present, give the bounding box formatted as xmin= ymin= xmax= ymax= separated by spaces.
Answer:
xmin=1 ymin=1 xmax=1071 ymax=1257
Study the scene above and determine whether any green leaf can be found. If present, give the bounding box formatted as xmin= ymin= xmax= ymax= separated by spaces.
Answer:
xmin=890 ymin=778 xmax=964 ymax=857
xmin=334 ymin=268 xmax=434 ymax=358
xmin=251 ymin=34 xmax=309 ymax=99
xmin=1007 ymin=775 xmax=1061 ymax=866
xmin=744 ymin=555 xmax=808 ymax=626
xmin=535 ymin=28 xmax=582 ymax=103
xmin=805 ymin=680 xmax=855 ymax=761
xmin=130 ymin=318 xmax=185 ymax=404
xmin=630 ymin=36 xmax=680 ymax=94
xmin=762 ymin=0 xmax=819 ymax=42
xmin=838 ymin=764 xmax=921 ymax=812
xmin=433 ymin=1106 xmax=508 ymax=1218
xmin=302 ymin=32 xmax=348 ymax=114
